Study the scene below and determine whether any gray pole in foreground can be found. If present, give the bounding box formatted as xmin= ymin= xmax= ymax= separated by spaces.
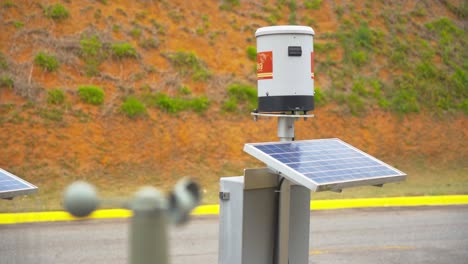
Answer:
xmin=63 ymin=179 xmax=200 ymax=264
xmin=130 ymin=187 xmax=169 ymax=264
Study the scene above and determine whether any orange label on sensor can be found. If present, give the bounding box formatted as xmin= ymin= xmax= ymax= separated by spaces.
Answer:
xmin=311 ymin=51 xmax=314 ymax=79
xmin=257 ymin=51 xmax=273 ymax=80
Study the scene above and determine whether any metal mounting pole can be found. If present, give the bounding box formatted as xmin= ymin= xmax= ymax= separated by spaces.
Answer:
xmin=130 ymin=187 xmax=169 ymax=264
xmin=276 ymin=115 xmax=295 ymax=264
xmin=277 ymin=116 xmax=295 ymax=142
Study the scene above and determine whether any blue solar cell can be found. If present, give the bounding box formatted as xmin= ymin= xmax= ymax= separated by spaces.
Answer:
xmin=0 ymin=168 xmax=37 ymax=198
xmin=244 ymin=138 xmax=406 ymax=192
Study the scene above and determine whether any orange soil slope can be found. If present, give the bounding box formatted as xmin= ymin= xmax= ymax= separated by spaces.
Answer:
xmin=0 ymin=1 xmax=466 ymax=194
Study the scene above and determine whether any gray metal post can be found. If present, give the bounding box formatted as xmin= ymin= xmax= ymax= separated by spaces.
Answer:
xmin=278 ymin=116 xmax=295 ymax=141
xmin=276 ymin=115 xmax=310 ymax=264
xmin=129 ymin=187 xmax=169 ymax=264
xmin=276 ymin=116 xmax=293 ymax=264
xmin=276 ymin=179 xmax=291 ymax=264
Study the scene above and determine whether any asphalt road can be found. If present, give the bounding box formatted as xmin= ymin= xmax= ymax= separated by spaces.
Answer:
xmin=1 ymin=206 xmax=467 ymax=264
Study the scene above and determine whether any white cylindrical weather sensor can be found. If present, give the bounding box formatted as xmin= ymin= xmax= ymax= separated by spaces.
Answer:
xmin=256 ymin=25 xmax=315 ymax=113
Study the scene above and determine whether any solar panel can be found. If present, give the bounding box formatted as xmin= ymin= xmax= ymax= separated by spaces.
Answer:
xmin=244 ymin=138 xmax=406 ymax=192
xmin=0 ymin=168 xmax=38 ymax=199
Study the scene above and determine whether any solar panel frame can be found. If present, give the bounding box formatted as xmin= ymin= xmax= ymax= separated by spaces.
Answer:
xmin=0 ymin=168 xmax=38 ymax=199
xmin=244 ymin=138 xmax=406 ymax=192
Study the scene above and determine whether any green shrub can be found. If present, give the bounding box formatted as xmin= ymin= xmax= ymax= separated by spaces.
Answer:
xmin=0 ymin=76 xmax=14 ymax=88
xmin=168 ymin=10 xmax=183 ymax=22
xmin=139 ymin=38 xmax=159 ymax=50
xmin=222 ymin=98 xmax=238 ymax=112
xmin=111 ymin=43 xmax=137 ymax=58
xmin=335 ymin=6 xmax=344 ymax=18
xmin=350 ymin=51 xmax=368 ymax=66
xmin=121 ymin=97 xmax=147 ymax=118
xmin=460 ymin=99 xmax=468 ymax=115
xmin=3 ymin=1 xmax=15 ymax=8
xmin=450 ymin=68 xmax=468 ymax=96
xmin=266 ymin=12 xmax=280 ymax=24
xmin=150 ymin=19 xmax=166 ymax=35
xmin=151 ymin=93 xmax=184 ymax=113
xmin=314 ymin=87 xmax=325 ymax=105
xmin=425 ymin=17 xmax=463 ymax=36
xmin=44 ymin=4 xmax=70 ymax=20
xmin=390 ymin=86 xmax=420 ymax=114
xmin=304 ymin=0 xmax=322 ymax=10
xmin=166 ymin=51 xmax=200 ymax=73
xmin=178 ymin=85 xmax=192 ymax=95
xmin=424 ymin=17 xmax=465 ymax=68
xmin=415 ymin=62 xmax=437 ymax=79
xmin=347 ymin=93 xmax=365 ymax=115
xmin=196 ymin=27 xmax=205 ymax=36
xmin=143 ymin=93 xmax=210 ymax=113
xmin=190 ymin=96 xmax=210 ymax=113
xmin=47 ymin=89 xmax=65 ymax=104
xmin=434 ymin=89 xmax=452 ymax=110
xmin=13 ymin=21 xmax=24 ymax=29
xmin=83 ymin=62 xmax=100 ymax=76
xmin=288 ymin=0 xmax=297 ymax=24
xmin=220 ymin=0 xmax=240 ymax=11
xmin=192 ymin=69 xmax=212 ymax=81
xmin=223 ymin=83 xmax=257 ymax=112
xmin=130 ymin=28 xmax=142 ymax=38
xmin=246 ymin=46 xmax=257 ymax=61
xmin=351 ymin=79 xmax=368 ymax=96
xmin=165 ymin=51 xmax=211 ymax=81
xmin=441 ymin=1 xmax=467 ymax=19
xmin=415 ymin=38 xmax=435 ymax=63
xmin=353 ymin=23 xmax=374 ymax=49
xmin=369 ymin=79 xmax=388 ymax=106
xmin=78 ymin=85 xmax=105 ymax=105
xmin=34 ymin=51 xmax=59 ymax=72
xmin=94 ymin=9 xmax=102 ymax=20
xmin=80 ymin=35 xmax=103 ymax=57
xmin=314 ymin=42 xmax=336 ymax=53
xmin=80 ymin=35 xmax=105 ymax=76
xmin=390 ymin=39 xmax=409 ymax=68
xmin=0 ymin=52 xmax=8 ymax=69
xmin=135 ymin=11 xmax=148 ymax=20
xmin=227 ymin=84 xmax=256 ymax=102
xmin=38 ymin=108 xmax=63 ymax=122
xmin=410 ymin=7 xmax=426 ymax=17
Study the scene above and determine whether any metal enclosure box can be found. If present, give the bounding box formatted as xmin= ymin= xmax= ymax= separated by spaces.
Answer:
xmin=218 ymin=176 xmax=310 ymax=264
xmin=218 ymin=176 xmax=276 ymax=264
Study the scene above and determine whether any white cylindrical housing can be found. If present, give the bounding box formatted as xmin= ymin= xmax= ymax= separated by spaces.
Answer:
xmin=256 ymin=25 xmax=315 ymax=113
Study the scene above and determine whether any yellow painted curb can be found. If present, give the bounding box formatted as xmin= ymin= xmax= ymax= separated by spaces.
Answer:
xmin=0 ymin=209 xmax=132 ymax=225
xmin=310 ymin=195 xmax=468 ymax=210
xmin=192 ymin=204 xmax=220 ymax=215
xmin=1 ymin=195 xmax=467 ymax=225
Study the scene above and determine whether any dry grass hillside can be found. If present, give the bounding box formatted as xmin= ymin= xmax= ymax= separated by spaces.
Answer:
xmin=0 ymin=0 xmax=466 ymax=210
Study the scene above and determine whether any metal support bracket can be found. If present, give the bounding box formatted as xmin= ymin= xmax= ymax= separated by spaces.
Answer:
xmin=219 ymin=192 xmax=230 ymax=201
